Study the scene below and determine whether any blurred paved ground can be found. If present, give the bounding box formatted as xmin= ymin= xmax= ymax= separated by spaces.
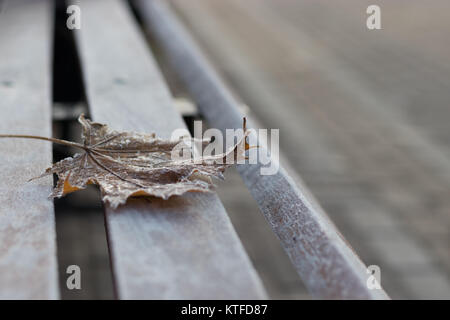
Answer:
xmin=170 ymin=0 xmax=450 ymax=299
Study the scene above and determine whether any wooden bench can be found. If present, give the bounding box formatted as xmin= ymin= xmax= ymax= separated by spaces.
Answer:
xmin=0 ymin=0 xmax=389 ymax=299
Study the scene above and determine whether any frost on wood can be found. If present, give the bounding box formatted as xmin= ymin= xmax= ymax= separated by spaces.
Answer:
xmin=1 ymin=115 xmax=250 ymax=209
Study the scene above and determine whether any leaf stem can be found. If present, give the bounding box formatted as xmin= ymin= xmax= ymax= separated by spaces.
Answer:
xmin=0 ymin=134 xmax=87 ymax=150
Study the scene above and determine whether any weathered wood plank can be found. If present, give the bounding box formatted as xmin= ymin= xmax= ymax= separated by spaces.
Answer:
xmin=72 ymin=0 xmax=266 ymax=299
xmin=135 ymin=0 xmax=389 ymax=299
xmin=0 ymin=0 xmax=59 ymax=299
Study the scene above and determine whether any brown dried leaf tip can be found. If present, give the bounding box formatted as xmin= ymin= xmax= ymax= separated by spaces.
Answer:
xmin=1 ymin=115 xmax=251 ymax=209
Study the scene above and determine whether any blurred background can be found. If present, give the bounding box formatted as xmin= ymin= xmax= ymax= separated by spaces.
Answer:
xmin=54 ymin=0 xmax=450 ymax=299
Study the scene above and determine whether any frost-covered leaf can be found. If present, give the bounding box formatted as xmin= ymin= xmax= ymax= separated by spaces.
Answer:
xmin=0 ymin=115 xmax=250 ymax=209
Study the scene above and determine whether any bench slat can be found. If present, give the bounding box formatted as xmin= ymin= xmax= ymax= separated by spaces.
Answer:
xmin=0 ymin=0 xmax=59 ymax=299
xmin=135 ymin=0 xmax=389 ymax=299
xmin=73 ymin=0 xmax=266 ymax=299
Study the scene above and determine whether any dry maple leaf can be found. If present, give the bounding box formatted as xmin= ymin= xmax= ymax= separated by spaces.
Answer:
xmin=0 ymin=114 xmax=251 ymax=208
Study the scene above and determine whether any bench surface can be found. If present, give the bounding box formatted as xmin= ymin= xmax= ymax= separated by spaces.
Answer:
xmin=0 ymin=0 xmax=59 ymax=299
xmin=72 ymin=0 xmax=266 ymax=299
xmin=0 ymin=0 xmax=390 ymax=300
xmin=136 ymin=0 xmax=389 ymax=299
